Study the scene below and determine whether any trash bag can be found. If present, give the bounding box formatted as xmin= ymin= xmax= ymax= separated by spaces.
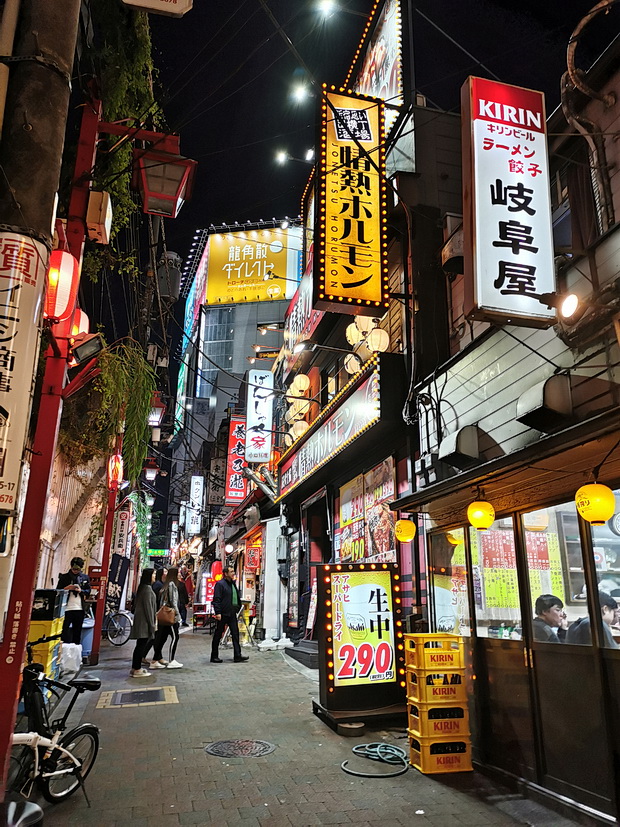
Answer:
xmin=61 ymin=642 xmax=82 ymax=674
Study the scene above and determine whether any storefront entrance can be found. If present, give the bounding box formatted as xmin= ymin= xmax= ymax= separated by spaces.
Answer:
xmin=428 ymin=498 xmax=620 ymax=819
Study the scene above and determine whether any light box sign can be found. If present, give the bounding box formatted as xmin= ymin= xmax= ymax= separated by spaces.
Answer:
xmin=339 ymin=475 xmax=365 ymax=563
xmin=282 ymin=268 xmax=324 ymax=381
xmin=113 ymin=508 xmax=132 ymax=557
xmin=278 ymin=367 xmax=380 ymax=499
xmin=314 ymin=88 xmax=389 ymax=316
xmin=149 ymin=548 xmax=169 ymax=557
xmin=207 ymin=457 xmax=226 ymax=505
xmin=205 ymin=227 xmax=302 ymax=306
xmin=462 ymin=76 xmax=555 ymax=327
xmin=188 ymin=475 xmax=203 ymax=535
xmin=316 ymin=562 xmax=405 ymax=711
xmin=347 ymin=0 xmax=404 ymax=134
xmin=245 ymin=369 xmax=274 ymax=463
xmin=225 ymin=416 xmax=247 ymax=504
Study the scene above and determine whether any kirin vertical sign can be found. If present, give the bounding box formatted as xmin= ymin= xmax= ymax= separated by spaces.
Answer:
xmin=225 ymin=416 xmax=247 ymax=505
xmin=461 ymin=77 xmax=555 ymax=326
xmin=314 ymin=87 xmax=389 ymax=316
xmin=0 ymin=234 xmax=47 ymax=513
xmin=245 ymin=369 xmax=274 ymax=464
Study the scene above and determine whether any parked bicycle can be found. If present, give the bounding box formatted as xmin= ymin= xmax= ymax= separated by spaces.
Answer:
xmin=102 ymin=609 xmax=132 ymax=646
xmin=7 ymin=633 xmax=101 ymax=804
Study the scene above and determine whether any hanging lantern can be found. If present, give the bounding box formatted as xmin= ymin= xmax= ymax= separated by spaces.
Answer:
xmin=107 ymin=452 xmax=123 ymax=489
xmin=575 ymin=482 xmax=616 ymax=526
xmin=366 ymin=327 xmax=390 ymax=353
xmin=70 ymin=308 xmax=89 ymax=339
xmin=345 ymin=323 xmax=363 ymax=346
xmin=291 ymin=420 xmax=309 ymax=439
xmin=292 ymin=373 xmax=310 ymax=392
xmin=355 ymin=316 xmax=376 ymax=333
xmin=467 ymin=500 xmax=495 ymax=530
xmin=44 ymin=250 xmax=80 ymax=322
xmin=445 ymin=531 xmax=461 ymax=546
xmin=148 ymin=391 xmax=166 ymax=427
xmin=143 ymin=457 xmax=159 ymax=481
xmin=343 ymin=353 xmax=362 ymax=375
xmin=395 ymin=519 xmax=416 ymax=542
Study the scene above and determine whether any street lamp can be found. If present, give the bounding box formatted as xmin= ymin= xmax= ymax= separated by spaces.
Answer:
xmin=148 ymin=391 xmax=166 ymax=427
xmin=143 ymin=457 xmax=160 ymax=481
xmin=43 ymin=250 xmax=80 ymax=322
xmin=132 ymin=148 xmax=196 ymax=219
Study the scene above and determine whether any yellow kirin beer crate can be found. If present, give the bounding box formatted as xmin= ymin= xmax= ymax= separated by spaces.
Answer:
xmin=407 ymin=702 xmax=470 ymax=739
xmin=406 ymin=666 xmax=467 ymax=705
xmin=409 ymin=733 xmax=472 ymax=774
xmin=404 ymin=633 xmax=464 ymax=670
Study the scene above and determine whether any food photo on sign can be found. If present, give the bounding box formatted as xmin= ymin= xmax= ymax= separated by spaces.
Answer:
xmin=364 ymin=459 xmax=396 ymax=562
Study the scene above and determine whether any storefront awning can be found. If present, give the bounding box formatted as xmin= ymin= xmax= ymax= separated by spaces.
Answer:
xmin=391 ymin=408 xmax=620 ymax=527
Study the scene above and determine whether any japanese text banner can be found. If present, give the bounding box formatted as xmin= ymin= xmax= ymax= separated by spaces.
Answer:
xmin=314 ymin=88 xmax=389 ymax=316
xmin=462 ymin=77 xmax=555 ymax=326
xmin=225 ymin=416 xmax=247 ymax=504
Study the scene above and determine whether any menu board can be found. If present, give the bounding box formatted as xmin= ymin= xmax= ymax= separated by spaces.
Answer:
xmin=364 ymin=459 xmax=396 ymax=563
xmin=331 ymin=569 xmax=396 ymax=687
xmin=287 ymin=533 xmax=300 ymax=629
xmin=479 ymin=530 xmax=520 ymax=610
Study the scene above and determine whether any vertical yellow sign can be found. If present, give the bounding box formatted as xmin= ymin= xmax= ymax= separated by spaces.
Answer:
xmin=314 ymin=88 xmax=389 ymax=316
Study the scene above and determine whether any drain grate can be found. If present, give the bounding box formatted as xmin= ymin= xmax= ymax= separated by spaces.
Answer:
xmin=204 ymin=739 xmax=276 ymax=757
xmin=96 ymin=685 xmax=178 ymax=709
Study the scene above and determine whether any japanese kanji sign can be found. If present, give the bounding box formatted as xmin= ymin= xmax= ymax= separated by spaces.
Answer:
xmin=207 ymin=458 xmax=225 ymax=505
xmin=462 ymin=77 xmax=555 ymax=326
xmin=187 ymin=475 xmax=203 ymax=535
xmin=113 ymin=508 xmax=132 ymax=558
xmin=0 ymin=233 xmax=47 ymax=512
xmin=225 ymin=416 xmax=247 ymax=504
xmin=314 ymin=88 xmax=389 ymax=316
xmin=205 ymin=227 xmax=302 ymax=306
xmin=106 ymin=553 xmax=130 ymax=616
xmin=245 ymin=369 xmax=274 ymax=464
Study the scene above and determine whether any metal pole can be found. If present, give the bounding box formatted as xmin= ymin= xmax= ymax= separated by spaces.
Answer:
xmin=0 ymin=0 xmax=21 ymax=134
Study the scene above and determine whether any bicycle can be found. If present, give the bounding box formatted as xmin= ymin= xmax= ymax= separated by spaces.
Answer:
xmin=7 ymin=633 xmax=101 ymax=804
xmin=102 ymin=609 xmax=132 ymax=645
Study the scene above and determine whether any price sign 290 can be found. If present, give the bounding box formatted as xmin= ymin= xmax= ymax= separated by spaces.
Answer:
xmin=336 ymin=641 xmax=394 ymax=683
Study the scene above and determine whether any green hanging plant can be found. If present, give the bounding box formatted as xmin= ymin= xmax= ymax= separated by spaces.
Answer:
xmin=58 ymin=340 xmax=157 ymax=483
xmin=128 ymin=491 xmax=150 ymax=570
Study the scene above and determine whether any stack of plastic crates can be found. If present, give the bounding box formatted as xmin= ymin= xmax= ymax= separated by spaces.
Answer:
xmin=29 ymin=589 xmax=67 ymax=683
xmin=404 ymin=633 xmax=472 ymax=774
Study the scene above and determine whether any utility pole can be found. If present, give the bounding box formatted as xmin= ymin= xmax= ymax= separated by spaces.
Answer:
xmin=0 ymin=0 xmax=82 ymax=797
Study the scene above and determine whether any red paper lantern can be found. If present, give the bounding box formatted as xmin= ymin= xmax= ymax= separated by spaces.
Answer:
xmin=70 ymin=308 xmax=89 ymax=339
xmin=44 ymin=250 xmax=80 ymax=322
xmin=107 ymin=453 xmax=123 ymax=489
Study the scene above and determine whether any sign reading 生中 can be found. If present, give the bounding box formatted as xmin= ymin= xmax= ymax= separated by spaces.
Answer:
xmin=316 ymin=562 xmax=405 ymax=712
xmin=225 ymin=416 xmax=247 ymax=504
xmin=245 ymin=369 xmax=274 ymax=464
xmin=461 ymin=76 xmax=555 ymax=326
xmin=205 ymin=228 xmax=302 ymax=306
xmin=314 ymin=88 xmax=389 ymax=316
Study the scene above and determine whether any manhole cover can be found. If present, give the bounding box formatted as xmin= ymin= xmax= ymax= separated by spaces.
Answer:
xmin=115 ymin=689 xmax=165 ymax=705
xmin=204 ymin=739 xmax=276 ymax=757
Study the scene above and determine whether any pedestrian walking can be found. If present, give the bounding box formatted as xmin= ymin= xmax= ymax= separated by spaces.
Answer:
xmin=57 ymin=556 xmax=91 ymax=645
xmin=179 ymin=564 xmax=194 ymax=627
xmin=161 ymin=567 xmax=183 ymax=669
xmin=210 ymin=565 xmax=249 ymax=664
xmin=129 ymin=568 xmax=157 ymax=678
xmin=178 ymin=577 xmax=190 ymax=627
xmin=147 ymin=568 xmax=170 ymax=668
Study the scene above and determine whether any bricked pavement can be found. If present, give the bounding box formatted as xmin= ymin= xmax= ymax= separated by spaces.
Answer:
xmin=36 ymin=630 xmax=576 ymax=827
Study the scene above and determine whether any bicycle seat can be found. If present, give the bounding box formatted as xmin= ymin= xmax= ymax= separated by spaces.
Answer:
xmin=69 ymin=675 xmax=101 ymax=692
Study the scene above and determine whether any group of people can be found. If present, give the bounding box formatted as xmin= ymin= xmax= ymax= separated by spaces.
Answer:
xmin=129 ymin=564 xmax=194 ymax=677
xmin=130 ymin=563 xmax=248 ymax=677
xmin=533 ymin=591 xmax=620 ymax=647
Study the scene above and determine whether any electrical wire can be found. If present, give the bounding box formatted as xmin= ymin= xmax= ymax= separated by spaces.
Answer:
xmin=341 ymin=742 xmax=409 ymax=778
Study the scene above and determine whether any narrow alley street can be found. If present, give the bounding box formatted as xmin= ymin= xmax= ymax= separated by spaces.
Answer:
xmin=38 ymin=631 xmax=576 ymax=827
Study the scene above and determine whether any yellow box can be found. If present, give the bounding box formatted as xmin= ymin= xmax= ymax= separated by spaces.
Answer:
xmin=28 ymin=618 xmax=63 ymax=639
xmin=404 ymin=634 xmax=464 ymax=670
xmin=406 ymin=666 xmax=467 ymax=704
xmin=409 ymin=734 xmax=472 ymax=774
xmin=407 ymin=702 xmax=470 ymax=739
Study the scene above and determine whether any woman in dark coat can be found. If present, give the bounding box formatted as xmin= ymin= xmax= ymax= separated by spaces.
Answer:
xmin=129 ymin=568 xmax=157 ymax=678
xmin=161 ymin=567 xmax=182 ymax=669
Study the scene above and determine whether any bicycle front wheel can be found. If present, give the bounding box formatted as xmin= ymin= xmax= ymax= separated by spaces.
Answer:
xmin=106 ymin=612 xmax=132 ymax=646
xmin=41 ymin=724 xmax=99 ymax=802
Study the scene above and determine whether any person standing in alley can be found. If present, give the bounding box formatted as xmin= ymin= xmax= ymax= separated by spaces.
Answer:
xmin=210 ymin=565 xmax=248 ymax=664
xmin=129 ymin=568 xmax=156 ymax=678
xmin=147 ymin=567 xmax=170 ymax=668
xmin=57 ymin=557 xmax=91 ymax=645
xmin=161 ymin=567 xmax=183 ymax=668
xmin=179 ymin=564 xmax=194 ymax=627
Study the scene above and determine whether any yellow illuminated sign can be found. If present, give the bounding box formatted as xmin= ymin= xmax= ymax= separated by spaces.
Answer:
xmin=315 ymin=87 xmax=389 ymax=315
xmin=205 ymin=227 xmax=302 ymax=305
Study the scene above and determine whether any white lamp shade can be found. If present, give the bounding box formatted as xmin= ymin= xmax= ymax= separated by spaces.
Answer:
xmin=44 ymin=250 xmax=80 ymax=321
xmin=344 ymin=353 xmax=362 ymax=374
xmin=346 ymin=323 xmax=363 ymax=345
xmin=366 ymin=327 xmax=390 ymax=352
xmin=355 ymin=316 xmax=376 ymax=333
xmin=292 ymin=373 xmax=310 ymax=392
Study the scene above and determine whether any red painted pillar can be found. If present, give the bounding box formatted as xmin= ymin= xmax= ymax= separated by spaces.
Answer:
xmin=88 ymin=480 xmax=119 ymax=665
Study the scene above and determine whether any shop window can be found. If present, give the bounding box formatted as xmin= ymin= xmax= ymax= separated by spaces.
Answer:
xmin=520 ymin=502 xmax=591 ymax=645
xmin=470 ymin=519 xmax=521 ymax=639
xmin=429 ymin=528 xmax=470 ymax=636
xmin=589 ymin=491 xmax=620 ymax=649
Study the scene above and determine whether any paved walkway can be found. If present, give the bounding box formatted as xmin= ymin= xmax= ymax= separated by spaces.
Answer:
xmin=37 ymin=629 xmax=576 ymax=827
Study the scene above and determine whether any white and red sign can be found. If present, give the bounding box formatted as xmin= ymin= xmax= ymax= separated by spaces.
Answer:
xmin=225 ymin=416 xmax=247 ymax=504
xmin=122 ymin=0 xmax=192 ymax=18
xmin=113 ymin=508 xmax=132 ymax=557
xmin=462 ymin=77 xmax=555 ymax=326
xmin=245 ymin=369 xmax=274 ymax=464
xmin=0 ymin=233 xmax=47 ymax=513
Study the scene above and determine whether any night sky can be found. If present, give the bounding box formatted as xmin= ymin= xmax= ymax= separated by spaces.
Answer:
xmin=149 ymin=0 xmax=613 ymax=261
